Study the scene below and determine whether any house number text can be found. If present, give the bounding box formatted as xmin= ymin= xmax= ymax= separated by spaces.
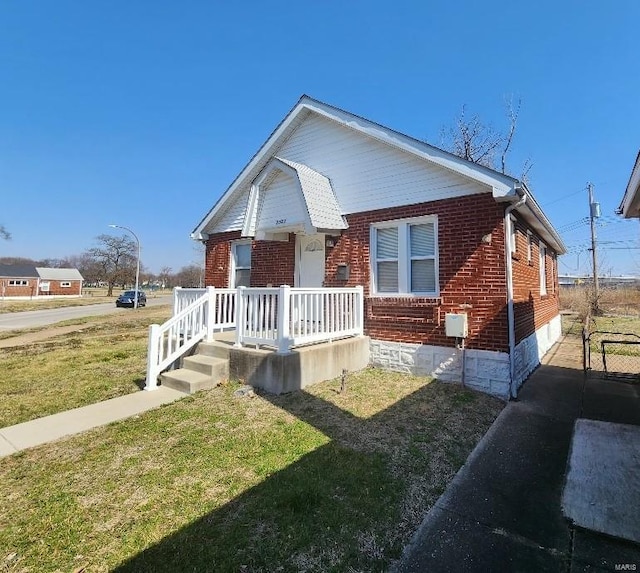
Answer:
xmin=275 ymin=218 xmax=287 ymax=225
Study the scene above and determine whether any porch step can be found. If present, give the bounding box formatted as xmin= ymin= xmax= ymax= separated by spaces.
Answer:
xmin=196 ymin=339 xmax=234 ymax=360
xmin=160 ymin=355 xmax=229 ymax=394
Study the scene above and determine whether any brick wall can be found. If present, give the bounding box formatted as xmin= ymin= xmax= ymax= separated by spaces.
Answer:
xmin=204 ymin=193 xmax=560 ymax=354
xmin=325 ymin=193 xmax=510 ymax=352
xmin=205 ymin=231 xmax=296 ymax=287
xmin=0 ymin=279 xmax=37 ymax=297
xmin=46 ymin=280 xmax=82 ymax=296
xmin=204 ymin=231 xmax=241 ymax=287
xmin=510 ymin=217 xmax=560 ymax=345
xmin=251 ymin=234 xmax=295 ymax=286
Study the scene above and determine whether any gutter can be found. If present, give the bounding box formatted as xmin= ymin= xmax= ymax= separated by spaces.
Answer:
xmin=505 ymin=188 xmax=527 ymax=399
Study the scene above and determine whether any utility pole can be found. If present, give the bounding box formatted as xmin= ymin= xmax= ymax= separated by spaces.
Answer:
xmin=587 ymin=182 xmax=600 ymax=313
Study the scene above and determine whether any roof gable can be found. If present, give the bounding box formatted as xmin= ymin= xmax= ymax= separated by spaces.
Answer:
xmin=193 ymin=96 xmax=565 ymax=254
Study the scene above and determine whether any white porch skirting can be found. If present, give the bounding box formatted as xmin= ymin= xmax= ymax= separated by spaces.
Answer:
xmin=369 ymin=314 xmax=562 ymax=400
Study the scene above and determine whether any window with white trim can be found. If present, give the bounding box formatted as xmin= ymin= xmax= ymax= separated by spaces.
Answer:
xmin=231 ymin=241 xmax=252 ymax=287
xmin=8 ymin=280 xmax=28 ymax=286
xmin=527 ymin=231 xmax=533 ymax=264
xmin=539 ymin=242 xmax=547 ymax=295
xmin=371 ymin=216 xmax=438 ymax=295
xmin=61 ymin=281 xmax=71 ymax=288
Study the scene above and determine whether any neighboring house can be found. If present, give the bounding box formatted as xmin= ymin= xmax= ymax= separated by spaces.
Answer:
xmin=35 ymin=267 xmax=84 ymax=296
xmin=0 ymin=264 xmax=39 ymax=297
xmin=618 ymin=150 xmax=640 ymax=219
xmin=0 ymin=264 xmax=84 ymax=298
xmin=191 ymin=96 xmax=566 ymax=399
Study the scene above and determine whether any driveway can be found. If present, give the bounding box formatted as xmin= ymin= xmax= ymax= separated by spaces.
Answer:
xmin=0 ymin=296 xmax=172 ymax=330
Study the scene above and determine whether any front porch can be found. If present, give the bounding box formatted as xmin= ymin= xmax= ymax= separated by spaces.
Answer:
xmin=146 ymin=286 xmax=366 ymax=393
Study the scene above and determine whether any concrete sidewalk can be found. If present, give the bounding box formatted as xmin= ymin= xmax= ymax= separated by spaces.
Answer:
xmin=0 ymin=386 xmax=186 ymax=458
xmin=396 ymin=334 xmax=640 ymax=572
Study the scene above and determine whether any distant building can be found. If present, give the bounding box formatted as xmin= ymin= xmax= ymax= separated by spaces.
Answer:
xmin=0 ymin=264 xmax=84 ymax=298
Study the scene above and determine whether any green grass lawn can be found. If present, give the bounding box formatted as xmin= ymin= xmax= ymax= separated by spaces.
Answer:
xmin=0 ymin=307 xmax=172 ymax=427
xmin=0 ymin=369 xmax=503 ymax=572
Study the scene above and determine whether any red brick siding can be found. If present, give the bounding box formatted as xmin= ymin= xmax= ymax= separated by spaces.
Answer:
xmin=205 ymin=231 xmax=296 ymax=288
xmin=250 ymin=234 xmax=296 ymax=286
xmin=203 ymin=194 xmax=559 ymax=353
xmin=325 ymin=193 xmax=509 ymax=352
xmin=45 ymin=280 xmax=82 ymax=296
xmin=0 ymin=279 xmax=36 ymax=297
xmin=204 ymin=231 xmax=242 ymax=287
xmin=511 ymin=218 xmax=560 ymax=344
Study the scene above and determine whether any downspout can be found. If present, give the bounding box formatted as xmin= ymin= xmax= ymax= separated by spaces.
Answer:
xmin=505 ymin=190 xmax=527 ymax=399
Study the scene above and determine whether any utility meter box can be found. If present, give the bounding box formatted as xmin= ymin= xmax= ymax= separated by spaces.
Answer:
xmin=445 ymin=313 xmax=468 ymax=338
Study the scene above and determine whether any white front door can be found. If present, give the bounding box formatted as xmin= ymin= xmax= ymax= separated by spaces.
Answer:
xmin=296 ymin=234 xmax=325 ymax=287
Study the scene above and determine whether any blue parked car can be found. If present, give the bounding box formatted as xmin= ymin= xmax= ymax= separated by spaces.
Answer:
xmin=116 ymin=290 xmax=147 ymax=308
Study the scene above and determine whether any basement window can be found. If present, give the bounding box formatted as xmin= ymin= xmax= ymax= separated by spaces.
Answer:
xmin=8 ymin=280 xmax=28 ymax=286
xmin=61 ymin=281 xmax=71 ymax=288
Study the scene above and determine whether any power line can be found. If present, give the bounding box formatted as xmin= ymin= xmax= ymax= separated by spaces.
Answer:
xmin=542 ymin=186 xmax=587 ymax=208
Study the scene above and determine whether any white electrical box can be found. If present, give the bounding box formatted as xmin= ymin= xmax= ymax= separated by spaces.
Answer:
xmin=445 ymin=313 xmax=468 ymax=338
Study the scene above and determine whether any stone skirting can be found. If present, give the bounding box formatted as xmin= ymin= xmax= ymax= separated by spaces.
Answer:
xmin=370 ymin=314 xmax=562 ymax=400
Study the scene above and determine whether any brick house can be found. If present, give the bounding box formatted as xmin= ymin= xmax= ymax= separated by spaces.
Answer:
xmin=0 ymin=264 xmax=39 ymax=298
xmin=35 ymin=268 xmax=84 ymax=296
xmin=0 ymin=264 xmax=84 ymax=298
xmin=191 ymin=96 xmax=566 ymax=399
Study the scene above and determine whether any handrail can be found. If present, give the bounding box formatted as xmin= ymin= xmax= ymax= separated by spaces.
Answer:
xmin=145 ymin=285 xmax=364 ymax=389
xmin=146 ymin=287 xmax=237 ymax=390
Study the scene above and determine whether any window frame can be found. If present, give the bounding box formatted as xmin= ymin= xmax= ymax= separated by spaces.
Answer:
xmin=370 ymin=215 xmax=439 ymax=297
xmin=539 ymin=241 xmax=547 ymax=296
xmin=60 ymin=281 xmax=71 ymax=288
xmin=8 ymin=279 xmax=28 ymax=286
xmin=527 ymin=231 xmax=533 ymax=264
xmin=230 ymin=240 xmax=252 ymax=288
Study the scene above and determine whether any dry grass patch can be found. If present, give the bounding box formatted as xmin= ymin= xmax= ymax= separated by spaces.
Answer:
xmin=0 ymin=371 xmax=503 ymax=572
xmin=0 ymin=307 xmax=171 ymax=427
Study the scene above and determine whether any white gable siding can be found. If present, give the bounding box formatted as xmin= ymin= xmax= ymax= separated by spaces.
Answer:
xmin=278 ymin=114 xmax=488 ymax=214
xmin=256 ymin=169 xmax=308 ymax=231
xmin=211 ymin=188 xmax=250 ymax=233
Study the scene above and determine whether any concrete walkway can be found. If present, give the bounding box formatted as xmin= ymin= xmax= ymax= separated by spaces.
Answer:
xmin=0 ymin=387 xmax=186 ymax=458
xmin=396 ymin=333 xmax=640 ymax=572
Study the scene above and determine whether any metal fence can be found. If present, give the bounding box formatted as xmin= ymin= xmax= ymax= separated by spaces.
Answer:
xmin=582 ymin=315 xmax=640 ymax=382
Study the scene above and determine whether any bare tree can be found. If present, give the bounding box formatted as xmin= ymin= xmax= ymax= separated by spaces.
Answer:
xmin=0 ymin=225 xmax=10 ymax=240
xmin=175 ymin=264 xmax=202 ymax=288
xmin=159 ymin=266 xmax=173 ymax=289
xmin=440 ymin=96 xmax=529 ymax=179
xmin=85 ymin=234 xmax=137 ymax=296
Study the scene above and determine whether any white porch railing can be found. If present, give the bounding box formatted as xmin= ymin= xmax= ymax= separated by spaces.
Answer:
xmin=145 ymin=287 xmax=236 ymax=390
xmin=145 ymin=285 xmax=364 ymax=390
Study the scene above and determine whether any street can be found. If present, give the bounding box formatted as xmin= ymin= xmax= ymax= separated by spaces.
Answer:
xmin=0 ymin=296 xmax=172 ymax=330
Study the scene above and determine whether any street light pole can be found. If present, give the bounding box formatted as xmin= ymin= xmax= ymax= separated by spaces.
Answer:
xmin=109 ymin=224 xmax=141 ymax=309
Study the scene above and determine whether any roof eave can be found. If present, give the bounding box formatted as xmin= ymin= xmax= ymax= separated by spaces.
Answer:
xmin=619 ymin=151 xmax=640 ymax=219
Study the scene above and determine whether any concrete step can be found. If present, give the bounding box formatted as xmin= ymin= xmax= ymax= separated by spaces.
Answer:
xmin=160 ymin=369 xmax=219 ymax=394
xmin=183 ymin=354 xmax=229 ymax=378
xmin=196 ymin=340 xmax=234 ymax=360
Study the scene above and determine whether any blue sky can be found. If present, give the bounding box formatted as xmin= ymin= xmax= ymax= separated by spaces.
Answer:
xmin=1 ymin=1 xmax=639 ymax=276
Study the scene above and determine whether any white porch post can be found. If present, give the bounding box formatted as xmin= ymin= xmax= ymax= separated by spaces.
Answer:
xmin=234 ymin=286 xmax=246 ymax=348
xmin=205 ymin=286 xmax=215 ymax=342
xmin=145 ymin=323 xmax=160 ymax=391
xmin=356 ymin=285 xmax=364 ymax=335
xmin=277 ymin=284 xmax=292 ymax=354
xmin=173 ymin=286 xmax=182 ymax=316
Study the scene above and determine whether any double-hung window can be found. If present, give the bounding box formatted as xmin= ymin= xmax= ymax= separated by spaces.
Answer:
xmin=231 ymin=241 xmax=252 ymax=287
xmin=372 ymin=216 xmax=438 ymax=295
